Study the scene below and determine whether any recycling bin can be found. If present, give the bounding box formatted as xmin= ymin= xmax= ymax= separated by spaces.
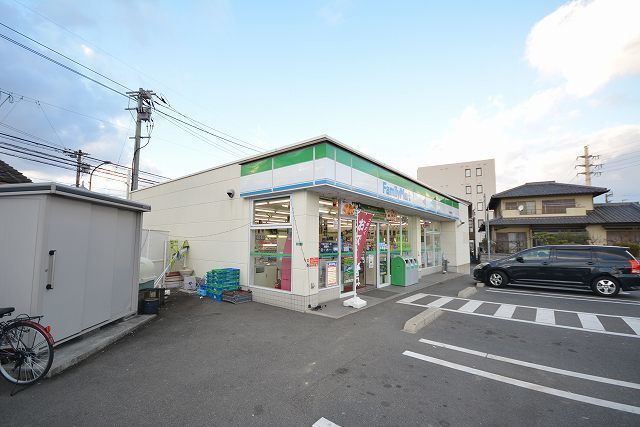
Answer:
xmin=391 ymin=256 xmax=419 ymax=286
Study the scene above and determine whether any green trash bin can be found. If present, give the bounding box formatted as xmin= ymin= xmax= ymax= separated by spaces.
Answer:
xmin=391 ymin=256 xmax=408 ymax=286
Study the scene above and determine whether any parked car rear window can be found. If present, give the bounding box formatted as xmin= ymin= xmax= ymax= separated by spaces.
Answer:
xmin=555 ymin=249 xmax=591 ymax=262
xmin=595 ymin=249 xmax=632 ymax=262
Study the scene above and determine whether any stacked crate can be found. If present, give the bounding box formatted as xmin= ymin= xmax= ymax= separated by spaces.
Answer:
xmin=200 ymin=268 xmax=240 ymax=301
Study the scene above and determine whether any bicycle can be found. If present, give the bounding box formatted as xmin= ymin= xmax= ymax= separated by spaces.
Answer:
xmin=0 ymin=307 xmax=55 ymax=388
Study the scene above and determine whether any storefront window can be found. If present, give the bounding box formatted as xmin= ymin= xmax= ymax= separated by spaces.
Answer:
xmin=379 ymin=223 xmax=389 ymax=284
xmin=319 ymin=199 xmax=339 ymax=289
xmin=340 ymin=219 xmax=354 ymax=293
xmin=253 ymin=197 xmax=290 ymax=225
xmin=390 ymin=222 xmax=401 ymax=256
xmin=251 ymin=228 xmax=292 ymax=291
xmin=400 ymin=218 xmax=410 ymax=257
xmin=422 ymin=220 xmax=441 ymax=268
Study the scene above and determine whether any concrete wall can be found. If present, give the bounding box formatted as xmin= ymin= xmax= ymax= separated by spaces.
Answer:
xmin=130 ymin=164 xmax=251 ymax=285
xmin=586 ymin=224 xmax=607 ymax=245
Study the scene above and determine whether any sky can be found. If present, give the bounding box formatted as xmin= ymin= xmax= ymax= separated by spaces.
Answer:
xmin=0 ymin=0 xmax=639 ymax=201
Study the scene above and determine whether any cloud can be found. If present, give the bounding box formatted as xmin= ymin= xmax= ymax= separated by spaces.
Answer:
xmin=526 ymin=0 xmax=640 ymax=97
xmin=318 ymin=0 xmax=352 ymax=26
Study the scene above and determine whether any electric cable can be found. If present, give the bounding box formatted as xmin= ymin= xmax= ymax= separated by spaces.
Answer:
xmin=0 ymin=32 xmax=130 ymax=99
xmin=0 ymin=21 xmax=133 ymax=92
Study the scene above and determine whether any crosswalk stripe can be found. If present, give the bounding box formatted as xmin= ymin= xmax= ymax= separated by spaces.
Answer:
xmin=622 ymin=317 xmax=640 ymax=335
xmin=577 ymin=313 xmax=605 ymax=331
xmin=535 ymin=308 xmax=556 ymax=325
xmin=397 ymin=293 xmax=428 ymax=304
xmin=458 ymin=300 xmax=483 ymax=313
xmin=494 ymin=304 xmax=516 ymax=318
xmin=428 ymin=297 xmax=454 ymax=308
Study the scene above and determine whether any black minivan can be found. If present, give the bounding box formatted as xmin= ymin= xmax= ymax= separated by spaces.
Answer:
xmin=473 ymin=245 xmax=640 ymax=297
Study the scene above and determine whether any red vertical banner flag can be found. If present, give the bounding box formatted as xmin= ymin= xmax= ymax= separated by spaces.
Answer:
xmin=355 ymin=210 xmax=374 ymax=265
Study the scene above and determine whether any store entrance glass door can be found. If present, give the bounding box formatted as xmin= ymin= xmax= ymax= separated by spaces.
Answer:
xmin=359 ymin=223 xmax=377 ymax=287
xmin=378 ymin=223 xmax=390 ymax=286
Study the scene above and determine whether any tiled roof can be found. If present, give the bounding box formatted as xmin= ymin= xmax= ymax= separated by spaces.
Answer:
xmin=488 ymin=181 xmax=608 ymax=210
xmin=488 ymin=202 xmax=640 ymax=226
xmin=0 ymin=159 xmax=31 ymax=184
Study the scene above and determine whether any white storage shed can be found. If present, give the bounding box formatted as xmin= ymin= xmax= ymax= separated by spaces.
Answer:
xmin=0 ymin=183 xmax=150 ymax=344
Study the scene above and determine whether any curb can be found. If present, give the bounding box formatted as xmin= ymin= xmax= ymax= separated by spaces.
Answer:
xmin=457 ymin=286 xmax=477 ymax=298
xmin=47 ymin=315 xmax=156 ymax=378
xmin=403 ymin=308 xmax=442 ymax=334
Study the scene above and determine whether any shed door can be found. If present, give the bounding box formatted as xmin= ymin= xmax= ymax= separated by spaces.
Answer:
xmin=43 ymin=197 xmax=91 ymax=342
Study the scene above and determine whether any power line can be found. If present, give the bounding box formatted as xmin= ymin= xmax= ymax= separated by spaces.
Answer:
xmin=0 ymin=21 xmax=133 ymax=93
xmin=0 ymin=32 xmax=129 ymax=99
xmin=153 ymin=97 xmax=263 ymax=151
xmin=154 ymin=107 xmax=261 ymax=153
xmin=154 ymin=112 xmax=245 ymax=158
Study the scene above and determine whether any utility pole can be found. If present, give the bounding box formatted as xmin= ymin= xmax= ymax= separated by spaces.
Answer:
xmin=605 ymin=192 xmax=613 ymax=203
xmin=66 ymin=149 xmax=90 ymax=188
xmin=126 ymin=88 xmax=155 ymax=191
xmin=576 ymin=145 xmax=602 ymax=186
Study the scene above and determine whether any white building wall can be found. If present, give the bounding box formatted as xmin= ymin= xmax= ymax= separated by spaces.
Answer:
xmin=440 ymin=203 xmax=470 ymax=273
xmin=130 ymin=164 xmax=251 ymax=285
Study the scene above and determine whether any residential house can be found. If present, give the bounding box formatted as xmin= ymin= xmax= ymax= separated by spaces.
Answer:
xmin=487 ymin=181 xmax=640 ymax=253
xmin=0 ymin=159 xmax=31 ymax=184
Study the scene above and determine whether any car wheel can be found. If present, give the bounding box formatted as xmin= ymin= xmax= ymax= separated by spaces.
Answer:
xmin=487 ymin=270 xmax=508 ymax=288
xmin=591 ymin=277 xmax=620 ymax=297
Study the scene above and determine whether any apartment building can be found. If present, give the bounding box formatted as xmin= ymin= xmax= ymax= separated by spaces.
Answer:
xmin=417 ymin=159 xmax=496 ymax=259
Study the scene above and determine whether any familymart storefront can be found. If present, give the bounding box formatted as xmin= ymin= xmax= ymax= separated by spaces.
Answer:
xmin=240 ymin=137 xmax=470 ymax=310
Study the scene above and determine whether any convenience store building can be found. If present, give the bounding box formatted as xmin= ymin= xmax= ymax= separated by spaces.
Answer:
xmin=131 ymin=136 xmax=470 ymax=311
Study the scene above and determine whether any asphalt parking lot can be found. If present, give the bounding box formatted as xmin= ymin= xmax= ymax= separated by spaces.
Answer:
xmin=1 ymin=275 xmax=639 ymax=426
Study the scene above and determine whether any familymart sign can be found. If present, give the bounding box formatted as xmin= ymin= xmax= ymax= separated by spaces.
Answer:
xmin=240 ymin=142 xmax=460 ymax=220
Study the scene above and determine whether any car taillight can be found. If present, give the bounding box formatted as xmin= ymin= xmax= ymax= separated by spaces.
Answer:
xmin=630 ymin=260 xmax=640 ymax=274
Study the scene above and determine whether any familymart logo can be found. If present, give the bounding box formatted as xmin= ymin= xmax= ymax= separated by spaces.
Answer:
xmin=382 ymin=181 xmax=412 ymax=202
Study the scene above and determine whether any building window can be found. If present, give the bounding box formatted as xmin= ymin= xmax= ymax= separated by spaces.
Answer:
xmin=465 ymin=185 xmax=472 ymax=194
xmin=477 ymin=201 xmax=484 ymax=212
xmin=542 ymin=199 xmax=576 ymax=214
xmin=476 ymin=167 xmax=482 ymax=176
xmin=477 ymin=219 xmax=484 ymax=231
xmin=506 ymin=200 xmax=535 ymax=214
xmin=465 ymin=168 xmax=471 ymax=177
xmin=496 ymin=232 xmax=527 ymax=253
xmin=253 ymin=197 xmax=291 ymax=224
xmin=318 ymin=198 xmax=339 ymax=289
xmin=476 ymin=184 xmax=483 ymax=194
xmin=250 ymin=228 xmax=292 ymax=291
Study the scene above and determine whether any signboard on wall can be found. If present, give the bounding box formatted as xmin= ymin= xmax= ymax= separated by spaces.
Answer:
xmin=309 ymin=257 xmax=319 ymax=267
xmin=326 ymin=261 xmax=337 ymax=287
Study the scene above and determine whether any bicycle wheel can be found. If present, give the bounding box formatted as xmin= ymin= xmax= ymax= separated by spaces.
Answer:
xmin=0 ymin=321 xmax=54 ymax=385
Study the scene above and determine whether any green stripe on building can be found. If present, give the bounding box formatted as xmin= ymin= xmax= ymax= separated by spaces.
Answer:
xmin=274 ymin=147 xmax=314 ymax=169
xmin=241 ymin=158 xmax=272 ymax=176
xmin=240 ymin=142 xmax=459 ymax=208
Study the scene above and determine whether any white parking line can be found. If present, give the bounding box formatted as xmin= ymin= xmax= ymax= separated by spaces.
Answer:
xmin=485 ymin=289 xmax=640 ymax=306
xmin=536 ymin=308 xmax=556 ymax=325
xmin=427 ymin=297 xmax=454 ymax=308
xmin=397 ymin=293 xmax=640 ymax=339
xmin=313 ymin=417 xmax=341 ymax=427
xmin=577 ymin=313 xmax=605 ymax=331
xmin=403 ymin=350 xmax=640 ymax=415
xmin=458 ymin=300 xmax=483 ymax=313
xmin=623 ymin=317 xmax=640 ymax=335
xmin=494 ymin=304 xmax=516 ymax=318
xmin=397 ymin=293 xmax=429 ymax=304
xmin=418 ymin=338 xmax=640 ymax=390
